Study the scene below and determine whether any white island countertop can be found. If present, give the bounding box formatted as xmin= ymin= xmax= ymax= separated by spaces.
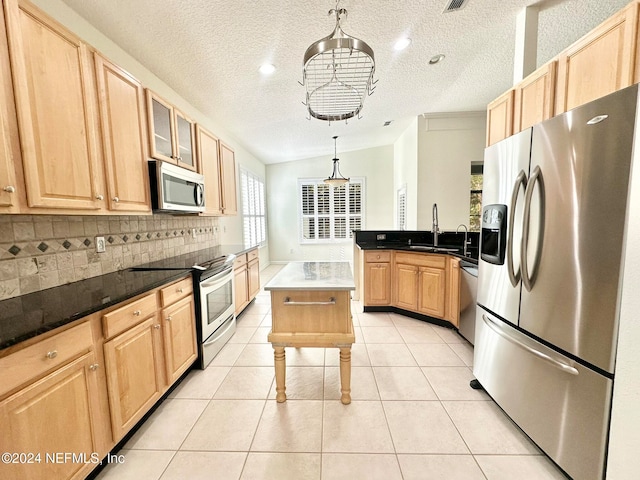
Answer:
xmin=264 ymin=262 xmax=355 ymax=291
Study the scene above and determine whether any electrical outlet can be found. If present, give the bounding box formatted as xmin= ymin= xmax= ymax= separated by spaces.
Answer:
xmin=95 ymin=236 xmax=106 ymax=253
xmin=191 ymin=228 xmax=197 ymax=239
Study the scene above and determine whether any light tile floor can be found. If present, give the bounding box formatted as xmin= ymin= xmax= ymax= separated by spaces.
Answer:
xmin=96 ymin=264 xmax=568 ymax=480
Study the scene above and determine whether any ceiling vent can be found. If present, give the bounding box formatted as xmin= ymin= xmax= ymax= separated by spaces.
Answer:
xmin=443 ymin=0 xmax=470 ymax=13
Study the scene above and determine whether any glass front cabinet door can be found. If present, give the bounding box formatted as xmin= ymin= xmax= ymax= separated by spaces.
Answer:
xmin=146 ymin=90 xmax=197 ymax=172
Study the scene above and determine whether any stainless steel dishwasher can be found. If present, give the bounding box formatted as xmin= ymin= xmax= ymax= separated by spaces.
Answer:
xmin=458 ymin=261 xmax=478 ymax=344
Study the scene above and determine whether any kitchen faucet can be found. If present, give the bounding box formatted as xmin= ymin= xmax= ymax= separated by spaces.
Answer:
xmin=456 ymin=224 xmax=469 ymax=256
xmin=432 ymin=203 xmax=439 ymax=247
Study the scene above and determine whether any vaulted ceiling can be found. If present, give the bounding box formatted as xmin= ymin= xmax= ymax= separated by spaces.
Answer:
xmin=60 ymin=0 xmax=630 ymax=163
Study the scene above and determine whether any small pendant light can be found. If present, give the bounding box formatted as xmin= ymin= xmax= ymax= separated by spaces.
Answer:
xmin=324 ymin=136 xmax=349 ymax=186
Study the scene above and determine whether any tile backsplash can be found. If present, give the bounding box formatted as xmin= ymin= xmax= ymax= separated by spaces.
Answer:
xmin=0 ymin=214 xmax=219 ymax=301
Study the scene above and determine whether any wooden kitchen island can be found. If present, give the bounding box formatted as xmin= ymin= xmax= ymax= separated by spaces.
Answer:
xmin=265 ymin=262 xmax=355 ymax=404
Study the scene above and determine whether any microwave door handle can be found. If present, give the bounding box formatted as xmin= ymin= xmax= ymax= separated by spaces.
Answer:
xmin=507 ymin=170 xmax=527 ymax=287
xmin=195 ymin=183 xmax=205 ymax=206
xmin=521 ymin=165 xmax=545 ymax=292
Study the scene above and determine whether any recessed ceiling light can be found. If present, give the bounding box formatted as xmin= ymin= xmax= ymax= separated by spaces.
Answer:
xmin=394 ymin=37 xmax=412 ymax=51
xmin=429 ymin=54 xmax=445 ymax=65
xmin=259 ymin=63 xmax=276 ymax=75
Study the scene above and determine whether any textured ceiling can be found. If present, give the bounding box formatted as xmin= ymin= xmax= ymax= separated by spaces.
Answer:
xmin=60 ymin=0 xmax=630 ymax=164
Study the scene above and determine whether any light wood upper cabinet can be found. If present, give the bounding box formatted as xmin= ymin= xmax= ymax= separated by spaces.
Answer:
xmin=196 ymin=125 xmax=223 ymax=215
xmin=94 ymin=54 xmax=151 ymax=213
xmin=146 ymin=89 xmax=197 ymax=172
xmin=0 ymin=7 xmax=18 ymax=212
xmin=513 ymin=61 xmax=556 ymax=133
xmin=161 ymin=295 xmax=197 ymax=385
xmin=486 ymin=89 xmax=514 ymax=146
xmin=219 ymin=141 xmax=238 ymax=215
xmin=4 ymin=0 xmax=105 ymax=210
xmin=555 ymin=2 xmax=639 ymax=114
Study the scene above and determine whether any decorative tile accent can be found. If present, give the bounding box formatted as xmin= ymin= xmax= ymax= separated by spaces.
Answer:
xmin=0 ymin=214 xmax=220 ymax=301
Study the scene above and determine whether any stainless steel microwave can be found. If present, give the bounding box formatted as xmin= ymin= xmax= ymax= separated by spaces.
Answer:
xmin=149 ymin=161 xmax=205 ymax=213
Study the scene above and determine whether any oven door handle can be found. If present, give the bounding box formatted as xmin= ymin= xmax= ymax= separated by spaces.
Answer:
xmin=200 ymin=269 xmax=232 ymax=289
xmin=203 ymin=315 xmax=235 ymax=346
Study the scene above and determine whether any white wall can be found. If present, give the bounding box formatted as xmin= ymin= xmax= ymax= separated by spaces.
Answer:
xmin=417 ymin=113 xmax=486 ymax=231
xmin=393 ymin=118 xmax=419 ymax=230
xmin=266 ymin=145 xmax=394 ymax=263
xmin=32 ymin=0 xmax=269 ymax=266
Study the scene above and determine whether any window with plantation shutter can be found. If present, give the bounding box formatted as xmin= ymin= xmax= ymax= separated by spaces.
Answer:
xmin=240 ymin=167 xmax=267 ymax=247
xmin=397 ymin=186 xmax=407 ymax=230
xmin=298 ymin=178 xmax=365 ymax=243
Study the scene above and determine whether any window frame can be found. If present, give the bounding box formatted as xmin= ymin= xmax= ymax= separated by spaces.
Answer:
xmin=240 ymin=166 xmax=267 ymax=248
xmin=298 ymin=177 xmax=365 ymax=244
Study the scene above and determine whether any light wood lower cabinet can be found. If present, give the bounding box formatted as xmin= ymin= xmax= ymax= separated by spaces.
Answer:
xmin=0 ymin=324 xmax=107 ymax=480
xmin=161 ymin=295 xmax=198 ymax=384
xmin=234 ymin=248 xmax=260 ymax=315
xmin=360 ymin=250 xmax=462 ymax=327
xmin=418 ymin=266 xmax=446 ymax=318
xmin=103 ymin=316 xmax=164 ymax=440
xmin=395 ymin=263 xmax=419 ymax=311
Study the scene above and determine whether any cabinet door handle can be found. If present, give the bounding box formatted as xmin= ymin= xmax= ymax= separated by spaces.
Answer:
xmin=95 ymin=194 xmax=104 ymax=200
xmin=283 ymin=297 xmax=336 ymax=306
xmin=46 ymin=350 xmax=58 ymax=359
xmin=133 ymin=310 xmax=141 ymax=316
xmin=154 ymin=324 xmax=160 ymax=330
xmin=113 ymin=197 xmax=120 ymax=203
xmin=3 ymin=185 xmax=16 ymax=193
xmin=166 ymin=316 xmax=172 ymax=321
xmin=89 ymin=363 xmax=99 ymax=371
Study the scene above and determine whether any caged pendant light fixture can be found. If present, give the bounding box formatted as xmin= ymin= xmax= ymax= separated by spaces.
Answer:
xmin=302 ymin=2 xmax=376 ymax=122
xmin=324 ymin=136 xmax=350 ymax=186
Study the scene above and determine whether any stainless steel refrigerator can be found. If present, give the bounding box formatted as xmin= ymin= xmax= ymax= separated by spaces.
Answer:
xmin=474 ymin=84 xmax=638 ymax=480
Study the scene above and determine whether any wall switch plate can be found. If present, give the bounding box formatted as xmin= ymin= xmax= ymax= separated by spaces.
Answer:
xmin=191 ymin=228 xmax=197 ymax=239
xmin=95 ymin=236 xmax=106 ymax=253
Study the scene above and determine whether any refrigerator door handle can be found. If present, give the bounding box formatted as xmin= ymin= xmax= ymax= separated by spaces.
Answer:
xmin=521 ymin=165 xmax=545 ymax=292
xmin=507 ymin=170 xmax=527 ymax=287
xmin=482 ymin=314 xmax=579 ymax=376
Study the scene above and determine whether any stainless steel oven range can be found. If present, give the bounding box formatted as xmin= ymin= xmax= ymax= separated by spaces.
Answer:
xmin=131 ymin=248 xmax=237 ymax=369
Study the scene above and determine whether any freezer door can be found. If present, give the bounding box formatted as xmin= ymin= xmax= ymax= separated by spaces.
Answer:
xmin=521 ymin=85 xmax=637 ymax=374
xmin=477 ymin=128 xmax=531 ymax=324
xmin=474 ymin=308 xmax=612 ymax=480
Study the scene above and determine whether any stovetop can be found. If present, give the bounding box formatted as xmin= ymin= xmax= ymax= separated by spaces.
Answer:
xmin=130 ymin=246 xmax=236 ymax=279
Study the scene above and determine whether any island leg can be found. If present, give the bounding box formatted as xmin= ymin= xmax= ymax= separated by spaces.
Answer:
xmin=273 ymin=345 xmax=287 ymax=402
xmin=339 ymin=346 xmax=352 ymax=405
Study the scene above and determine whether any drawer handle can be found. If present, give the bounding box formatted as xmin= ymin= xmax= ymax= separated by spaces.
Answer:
xmin=46 ymin=350 xmax=58 ymax=359
xmin=133 ymin=310 xmax=141 ymax=316
xmin=89 ymin=363 xmax=99 ymax=371
xmin=3 ymin=185 xmax=16 ymax=193
xmin=283 ymin=297 xmax=336 ymax=306
xmin=166 ymin=316 xmax=172 ymax=322
xmin=177 ymin=288 xmax=184 ymax=293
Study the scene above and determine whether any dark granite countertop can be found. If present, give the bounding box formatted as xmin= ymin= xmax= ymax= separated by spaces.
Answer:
xmin=0 ymin=244 xmax=261 ymax=352
xmin=356 ymin=242 xmax=478 ymax=265
xmin=0 ymin=268 xmax=191 ymax=352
